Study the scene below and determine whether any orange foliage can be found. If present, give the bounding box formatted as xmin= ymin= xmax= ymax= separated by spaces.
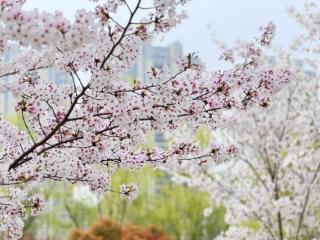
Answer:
xmin=69 ymin=219 xmax=172 ymax=240
xmin=22 ymin=231 xmax=32 ymax=240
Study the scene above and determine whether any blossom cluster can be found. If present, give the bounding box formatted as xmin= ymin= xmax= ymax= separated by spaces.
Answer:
xmin=120 ymin=183 xmax=139 ymax=203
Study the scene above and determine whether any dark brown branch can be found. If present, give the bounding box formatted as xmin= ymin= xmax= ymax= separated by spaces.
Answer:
xmin=0 ymin=65 xmax=50 ymax=79
xmin=100 ymin=0 xmax=142 ymax=69
xmin=9 ymin=85 xmax=90 ymax=170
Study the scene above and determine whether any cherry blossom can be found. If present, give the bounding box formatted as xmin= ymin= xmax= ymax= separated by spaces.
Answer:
xmin=172 ymin=53 xmax=320 ymax=240
xmin=0 ymin=0 xmax=290 ymax=238
xmin=120 ymin=183 xmax=139 ymax=203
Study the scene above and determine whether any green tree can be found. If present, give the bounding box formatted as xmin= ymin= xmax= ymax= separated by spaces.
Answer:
xmin=23 ymin=167 xmax=226 ymax=239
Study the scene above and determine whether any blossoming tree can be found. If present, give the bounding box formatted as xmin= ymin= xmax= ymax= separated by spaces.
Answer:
xmin=0 ymin=0 xmax=290 ymax=238
xmin=177 ymin=65 xmax=320 ymax=239
xmin=171 ymin=7 xmax=320 ymax=237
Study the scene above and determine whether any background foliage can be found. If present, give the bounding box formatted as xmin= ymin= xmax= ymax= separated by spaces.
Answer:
xmin=22 ymin=167 xmax=227 ymax=240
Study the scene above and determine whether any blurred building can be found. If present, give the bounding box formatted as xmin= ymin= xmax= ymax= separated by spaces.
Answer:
xmin=127 ymin=41 xmax=183 ymax=145
xmin=1 ymin=42 xmax=182 ymax=117
xmin=128 ymin=41 xmax=183 ymax=83
xmin=1 ymin=45 xmax=18 ymax=116
xmin=0 ymin=42 xmax=182 ymax=146
xmin=0 ymin=68 xmax=69 ymax=116
xmin=0 ymin=45 xmax=70 ymax=117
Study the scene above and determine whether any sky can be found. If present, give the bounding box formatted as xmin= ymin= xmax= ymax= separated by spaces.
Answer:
xmin=23 ymin=0 xmax=305 ymax=69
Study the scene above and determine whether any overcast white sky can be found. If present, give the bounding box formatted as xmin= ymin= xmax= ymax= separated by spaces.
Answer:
xmin=24 ymin=0 xmax=304 ymax=68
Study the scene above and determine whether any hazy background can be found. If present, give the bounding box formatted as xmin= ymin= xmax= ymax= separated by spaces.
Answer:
xmin=23 ymin=0 xmax=304 ymax=69
xmin=4 ymin=1 xmax=313 ymax=239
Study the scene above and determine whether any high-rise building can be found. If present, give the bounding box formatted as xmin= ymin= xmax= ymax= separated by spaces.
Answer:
xmin=1 ymin=44 xmax=19 ymax=116
xmin=128 ymin=41 xmax=183 ymax=83
xmin=0 ymin=41 xmax=183 ymax=122
xmin=127 ymin=41 xmax=183 ymax=145
xmin=0 ymin=44 xmax=69 ymax=116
